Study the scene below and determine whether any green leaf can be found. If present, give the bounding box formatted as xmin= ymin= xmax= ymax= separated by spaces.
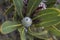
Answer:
xmin=47 ymin=26 xmax=60 ymax=36
xmin=54 ymin=22 xmax=60 ymax=30
xmin=18 ymin=27 xmax=26 ymax=40
xmin=13 ymin=0 xmax=24 ymax=18
xmin=28 ymin=36 xmax=34 ymax=40
xmin=3 ymin=4 xmax=14 ymax=20
xmin=28 ymin=27 xmax=48 ymax=39
xmin=1 ymin=21 xmax=21 ymax=34
xmin=55 ymin=5 xmax=60 ymax=9
xmin=33 ymin=8 xmax=60 ymax=27
xmin=45 ymin=0 xmax=56 ymax=7
xmin=4 ymin=4 xmax=14 ymax=15
xmin=26 ymin=0 xmax=42 ymax=16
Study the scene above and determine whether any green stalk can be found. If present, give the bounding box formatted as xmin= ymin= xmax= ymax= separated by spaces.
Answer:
xmin=18 ymin=27 xmax=26 ymax=40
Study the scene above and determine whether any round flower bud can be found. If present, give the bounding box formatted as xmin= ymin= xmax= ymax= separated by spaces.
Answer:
xmin=21 ymin=17 xmax=32 ymax=27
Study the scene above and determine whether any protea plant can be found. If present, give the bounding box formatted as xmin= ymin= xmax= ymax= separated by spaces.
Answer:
xmin=1 ymin=0 xmax=60 ymax=40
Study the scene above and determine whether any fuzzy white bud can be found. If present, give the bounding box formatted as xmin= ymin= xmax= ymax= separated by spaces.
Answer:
xmin=22 ymin=17 xmax=32 ymax=27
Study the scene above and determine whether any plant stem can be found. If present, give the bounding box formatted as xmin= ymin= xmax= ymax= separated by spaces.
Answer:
xmin=18 ymin=27 xmax=26 ymax=40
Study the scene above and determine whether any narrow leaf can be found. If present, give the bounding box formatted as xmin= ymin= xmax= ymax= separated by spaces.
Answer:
xmin=46 ymin=0 xmax=56 ymax=7
xmin=54 ymin=22 xmax=60 ymax=30
xmin=4 ymin=4 xmax=14 ymax=15
xmin=18 ymin=27 xmax=26 ymax=40
xmin=33 ymin=8 xmax=60 ymax=27
xmin=33 ymin=8 xmax=60 ymax=20
xmin=26 ymin=0 xmax=42 ymax=16
xmin=47 ymin=26 xmax=60 ymax=36
xmin=13 ymin=0 xmax=24 ymax=18
xmin=28 ymin=27 xmax=48 ymax=39
xmin=1 ymin=21 xmax=21 ymax=34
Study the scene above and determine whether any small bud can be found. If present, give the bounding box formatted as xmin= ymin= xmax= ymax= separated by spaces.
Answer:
xmin=21 ymin=17 xmax=32 ymax=27
xmin=39 ymin=2 xmax=47 ymax=10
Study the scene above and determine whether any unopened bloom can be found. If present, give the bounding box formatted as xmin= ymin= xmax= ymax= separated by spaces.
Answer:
xmin=39 ymin=2 xmax=47 ymax=10
xmin=22 ymin=17 xmax=32 ymax=27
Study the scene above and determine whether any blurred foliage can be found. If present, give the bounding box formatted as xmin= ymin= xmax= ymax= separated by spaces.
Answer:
xmin=45 ymin=0 xmax=56 ymax=7
xmin=0 ymin=0 xmax=60 ymax=40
